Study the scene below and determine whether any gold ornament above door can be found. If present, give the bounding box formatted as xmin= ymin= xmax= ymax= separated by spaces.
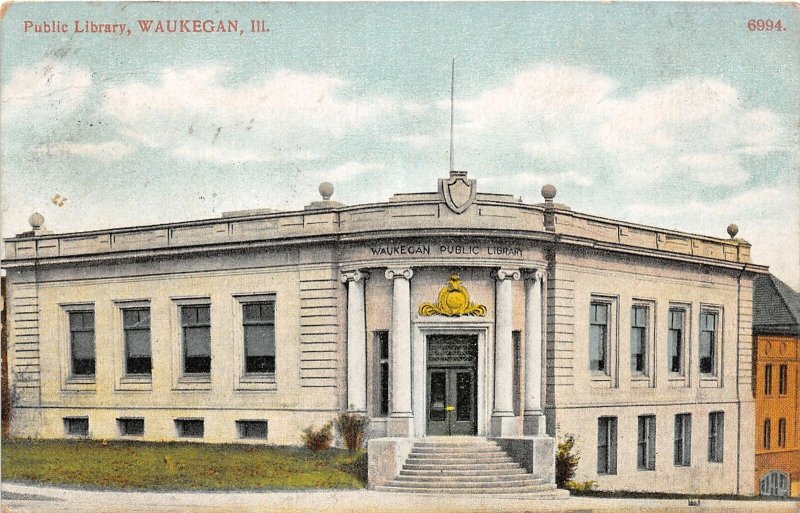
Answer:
xmin=419 ymin=274 xmax=487 ymax=317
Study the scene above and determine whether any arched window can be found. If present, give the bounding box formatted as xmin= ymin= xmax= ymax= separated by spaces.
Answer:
xmin=759 ymin=470 xmax=789 ymax=497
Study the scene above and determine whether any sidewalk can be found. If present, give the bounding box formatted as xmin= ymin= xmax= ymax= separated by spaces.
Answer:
xmin=2 ymin=482 xmax=798 ymax=513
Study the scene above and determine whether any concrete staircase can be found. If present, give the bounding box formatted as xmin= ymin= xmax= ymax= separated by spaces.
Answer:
xmin=376 ymin=437 xmax=569 ymax=497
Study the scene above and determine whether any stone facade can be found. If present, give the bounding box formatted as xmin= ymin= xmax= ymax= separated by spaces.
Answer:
xmin=2 ymin=173 xmax=764 ymax=494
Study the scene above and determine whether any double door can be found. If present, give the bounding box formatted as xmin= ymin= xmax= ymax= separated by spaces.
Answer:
xmin=426 ymin=366 xmax=477 ymax=435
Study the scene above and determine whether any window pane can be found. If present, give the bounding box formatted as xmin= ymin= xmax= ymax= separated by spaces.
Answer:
xmin=590 ymin=325 xmax=606 ymax=372
xmin=669 ymin=329 xmax=682 ymax=373
xmin=380 ymin=361 xmax=389 ymax=416
xmin=123 ymin=309 xmax=150 ymax=328
xmin=597 ymin=417 xmax=617 ymax=474
xmin=237 ymin=420 xmax=268 ymax=439
xmin=243 ymin=302 xmax=274 ymax=323
xmin=244 ymin=325 xmax=275 ymax=357
xmin=65 ymin=417 xmax=89 ymax=436
xmin=631 ymin=326 xmax=646 ymax=374
xmin=700 ymin=331 xmax=714 ymax=374
xmin=380 ymin=334 xmax=389 ymax=359
xmin=181 ymin=307 xmax=197 ymax=325
xmin=125 ymin=329 xmax=151 ymax=357
xmin=196 ymin=306 xmax=210 ymax=324
xmin=71 ymin=331 xmax=95 ymax=358
xmin=184 ymin=327 xmax=211 ymax=357
xmin=126 ymin=356 xmax=151 ymax=375
xmin=591 ymin=304 xmax=608 ymax=324
xmin=119 ymin=418 xmax=145 ymax=436
xmin=765 ymin=365 xmax=773 ymax=395
xmin=456 ymin=371 xmax=473 ymax=422
xmin=779 ymin=365 xmax=787 ymax=394
xmin=429 ymin=371 xmax=446 ymax=422
xmin=177 ymin=419 xmax=204 ymax=438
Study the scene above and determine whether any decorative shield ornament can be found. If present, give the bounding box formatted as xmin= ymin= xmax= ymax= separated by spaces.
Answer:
xmin=440 ymin=176 xmax=477 ymax=214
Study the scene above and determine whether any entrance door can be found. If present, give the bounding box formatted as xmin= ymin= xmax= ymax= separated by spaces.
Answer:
xmin=427 ymin=367 xmax=476 ymax=435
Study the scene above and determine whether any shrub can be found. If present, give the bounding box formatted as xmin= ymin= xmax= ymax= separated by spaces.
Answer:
xmin=334 ymin=412 xmax=369 ymax=452
xmin=555 ymin=434 xmax=580 ymax=488
xmin=566 ymin=479 xmax=596 ymax=492
xmin=301 ymin=422 xmax=333 ymax=452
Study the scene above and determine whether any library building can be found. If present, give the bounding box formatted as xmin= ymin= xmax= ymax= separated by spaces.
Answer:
xmin=3 ymin=171 xmax=764 ymax=494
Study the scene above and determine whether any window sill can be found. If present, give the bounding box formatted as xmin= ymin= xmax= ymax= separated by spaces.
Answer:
xmin=116 ymin=375 xmax=153 ymax=392
xmin=699 ymin=376 xmax=720 ymax=388
xmin=64 ymin=376 xmax=96 ymax=391
xmin=241 ymin=373 xmax=276 ymax=383
xmin=590 ymin=374 xmax=612 ymax=387
xmin=667 ymin=375 xmax=688 ymax=387
xmin=174 ymin=375 xmax=211 ymax=391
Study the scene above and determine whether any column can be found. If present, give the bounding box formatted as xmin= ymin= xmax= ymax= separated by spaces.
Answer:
xmin=492 ymin=268 xmax=520 ymax=437
xmin=385 ymin=268 xmax=414 ymax=437
xmin=341 ymin=270 xmax=368 ymax=413
xmin=524 ymin=270 xmax=546 ymax=435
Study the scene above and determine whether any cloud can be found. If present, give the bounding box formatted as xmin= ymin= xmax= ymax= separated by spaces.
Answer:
xmin=103 ymin=67 xmax=396 ymax=165
xmin=445 ymin=64 xmax=791 ymax=187
xmin=482 ymin=169 xmax=593 ymax=190
xmin=34 ymin=141 xmax=134 ymax=161
xmin=316 ymin=161 xmax=386 ymax=181
xmin=0 ymin=60 xmax=92 ymax=123
xmin=625 ymin=187 xmax=800 ymax=288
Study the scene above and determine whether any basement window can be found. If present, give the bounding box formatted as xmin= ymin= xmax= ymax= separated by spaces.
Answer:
xmin=64 ymin=417 xmax=89 ymax=437
xmin=236 ymin=420 xmax=268 ymax=440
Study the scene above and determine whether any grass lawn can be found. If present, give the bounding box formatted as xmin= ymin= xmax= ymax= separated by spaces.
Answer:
xmin=1 ymin=439 xmax=366 ymax=491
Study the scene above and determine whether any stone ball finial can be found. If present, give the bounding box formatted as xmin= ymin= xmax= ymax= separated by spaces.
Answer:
xmin=319 ymin=182 xmax=334 ymax=201
xmin=727 ymin=223 xmax=739 ymax=239
xmin=29 ymin=212 xmax=45 ymax=229
xmin=541 ymin=184 xmax=557 ymax=201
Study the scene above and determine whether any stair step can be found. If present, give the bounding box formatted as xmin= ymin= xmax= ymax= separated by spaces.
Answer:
xmin=404 ymin=462 xmax=521 ymax=471
xmin=409 ymin=452 xmax=509 ymax=459
xmin=406 ymin=457 xmax=514 ymax=464
xmin=412 ymin=446 xmax=503 ymax=454
xmin=392 ymin=475 xmax=546 ymax=485
xmin=376 ymin=487 xmax=569 ymax=499
xmin=378 ymin=483 xmax=558 ymax=494
xmin=400 ymin=468 xmax=529 ymax=477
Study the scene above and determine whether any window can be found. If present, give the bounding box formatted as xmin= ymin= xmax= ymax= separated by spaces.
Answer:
xmin=176 ymin=419 xmax=204 ymax=438
xmin=181 ymin=305 xmax=211 ymax=374
xmin=513 ymin=330 xmax=521 ymax=416
xmin=764 ymin=364 xmax=773 ymax=396
xmin=699 ymin=311 xmax=717 ymax=375
xmin=375 ymin=331 xmax=389 ymax=416
xmin=69 ymin=311 xmax=95 ymax=376
xmin=64 ymin=417 xmax=89 ymax=436
xmin=708 ymin=412 xmax=724 ymax=463
xmin=760 ymin=470 xmax=790 ymax=497
xmin=242 ymin=302 xmax=275 ymax=374
xmin=118 ymin=418 xmax=145 ymax=436
xmin=778 ymin=418 xmax=786 ymax=448
xmin=237 ymin=420 xmax=268 ymax=440
xmin=778 ymin=365 xmax=788 ymax=395
xmin=637 ymin=415 xmax=656 ymax=470
xmin=123 ymin=308 xmax=151 ymax=375
xmin=589 ymin=303 xmax=609 ymax=374
xmin=763 ymin=418 xmax=771 ymax=450
xmin=668 ymin=309 xmax=685 ymax=375
xmin=674 ymin=413 xmax=691 ymax=466
xmin=631 ymin=306 xmax=648 ymax=375
xmin=597 ymin=417 xmax=617 ymax=474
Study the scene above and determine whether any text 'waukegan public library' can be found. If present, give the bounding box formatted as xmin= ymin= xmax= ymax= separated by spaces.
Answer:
xmin=3 ymin=171 xmax=764 ymax=494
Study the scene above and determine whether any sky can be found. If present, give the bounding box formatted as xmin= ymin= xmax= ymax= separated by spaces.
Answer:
xmin=1 ymin=2 xmax=798 ymax=288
